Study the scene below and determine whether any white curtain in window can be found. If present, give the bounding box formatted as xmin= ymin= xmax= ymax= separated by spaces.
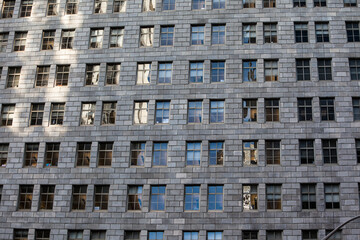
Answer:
xmin=142 ymin=0 xmax=155 ymax=11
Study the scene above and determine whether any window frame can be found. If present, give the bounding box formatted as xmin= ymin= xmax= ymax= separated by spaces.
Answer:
xmin=80 ymin=102 xmax=96 ymax=125
xmin=266 ymin=184 xmax=282 ymax=210
xmin=208 ymin=185 xmax=224 ymax=211
xmin=76 ymin=142 xmax=91 ymax=167
xmin=130 ymin=142 xmax=146 ymax=167
xmin=155 ymin=100 xmax=170 ymax=124
xmin=98 ymin=142 xmax=113 ymax=167
xmin=299 ymin=139 xmax=315 ymax=165
xmin=265 ymin=99 xmax=280 ymax=122
xmin=44 ymin=142 xmax=60 ymax=167
xmin=133 ymin=101 xmax=148 ymax=124
xmin=39 ymin=185 xmax=55 ymax=210
xmin=94 ymin=185 xmax=110 ymax=211
xmin=184 ymin=185 xmax=200 ymax=211
xmin=71 ymin=185 xmax=87 ymax=211
xmin=0 ymin=104 xmax=15 ymax=126
xmin=30 ymin=103 xmax=45 ymax=126
xmin=160 ymin=26 xmax=174 ymax=46
xmin=101 ymin=102 xmax=116 ymax=125
xmin=319 ymin=97 xmax=335 ymax=121
xmin=294 ymin=22 xmax=308 ymax=43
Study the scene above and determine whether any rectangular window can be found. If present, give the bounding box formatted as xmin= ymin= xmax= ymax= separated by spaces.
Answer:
xmin=293 ymin=0 xmax=306 ymax=7
xmin=158 ymin=62 xmax=172 ymax=84
xmin=30 ymin=103 xmax=45 ymax=126
xmin=243 ymin=140 xmax=258 ymax=166
xmin=89 ymin=29 xmax=104 ymax=49
xmin=14 ymin=229 xmax=29 ymax=240
xmin=211 ymin=61 xmax=225 ymax=83
xmin=322 ymin=139 xmax=337 ymax=164
xmin=315 ymin=22 xmax=329 ymax=42
xmin=349 ymin=58 xmax=360 ymax=80
xmin=295 ymin=23 xmax=308 ymax=43
xmin=80 ymin=102 xmax=95 ymax=125
xmin=137 ymin=63 xmax=151 ymax=84
xmin=149 ymin=232 xmax=163 ymax=240
xmin=24 ymin=143 xmax=39 ymax=167
xmin=20 ymin=0 xmax=33 ymax=17
xmin=266 ymin=231 xmax=282 ymax=240
xmin=40 ymin=185 xmax=55 ymax=210
xmin=243 ymin=99 xmax=257 ymax=122
xmin=160 ymin=26 xmax=174 ymax=46
xmin=0 ymin=144 xmax=9 ymax=167
xmin=243 ymin=24 xmax=256 ymax=44
xmin=318 ymin=58 xmax=332 ymax=81
xmin=213 ymin=0 xmax=225 ymax=8
xmin=155 ymin=101 xmax=170 ymax=124
xmin=143 ymin=0 xmax=155 ymax=11
xmin=210 ymin=100 xmax=224 ymax=123
xmin=0 ymin=32 xmax=8 ymax=52
xmin=153 ymin=142 xmax=167 ymax=166
xmin=356 ymin=139 xmax=360 ymax=163
xmin=296 ymin=59 xmax=310 ymax=81
xmin=187 ymin=142 xmax=201 ymax=166
xmin=1 ymin=0 xmax=15 ymax=18
xmin=101 ymin=102 xmax=116 ymax=125
xmin=209 ymin=141 xmax=224 ymax=166
xmin=263 ymin=0 xmax=275 ymax=7
xmin=264 ymin=60 xmax=278 ymax=81
xmin=1 ymin=104 xmax=15 ymax=126
xmin=90 ymin=230 xmax=106 ymax=240
xmin=265 ymin=99 xmax=279 ymax=122
xmin=242 ymin=185 xmax=258 ymax=210
xmin=76 ymin=142 xmax=91 ymax=167
xmin=189 ymin=62 xmax=204 ymax=83
xmin=109 ymin=28 xmax=124 ymax=48
xmin=266 ymin=184 xmax=281 ymax=210
xmin=114 ymin=0 xmax=126 ymax=12
xmin=98 ymin=142 xmax=113 ymax=167
xmin=125 ymin=231 xmax=140 ymax=240
xmin=18 ymin=185 xmax=33 ymax=210
xmin=61 ymin=29 xmax=75 ymax=49
xmin=130 ymin=142 xmax=145 ymax=166
xmin=72 ymin=185 xmax=87 ymax=210
xmin=162 ymin=0 xmax=175 ymax=10
xmin=243 ymin=231 xmax=258 ymax=240
xmin=45 ymin=143 xmax=60 ymax=167
xmin=324 ymin=183 xmax=340 ymax=209
xmin=314 ymin=0 xmax=326 ymax=6
xmin=140 ymin=27 xmax=154 ymax=47
xmin=184 ymin=185 xmax=200 ymax=211
xmin=94 ymin=185 xmax=109 ymax=211
xmin=35 ymin=66 xmax=50 ymax=87
xmin=85 ymin=64 xmax=100 ymax=86
xmin=94 ymin=0 xmax=107 ymax=13
xmin=264 ymin=23 xmax=277 ymax=43
xmin=68 ymin=230 xmax=83 ymax=240
xmin=35 ymin=229 xmax=51 ymax=240
xmin=299 ymin=139 xmax=315 ymax=164
xmin=192 ymin=0 xmax=205 ymax=9
xmin=1 ymin=52 xmax=16 ymax=72
xmin=184 ymin=232 xmax=198 ymax=240
xmin=127 ymin=185 xmax=142 ymax=210
xmin=13 ymin=32 xmax=27 ymax=51
xmin=208 ymin=185 xmax=223 ymax=211
xmin=47 ymin=0 xmax=58 ymax=15
xmin=298 ymin=98 xmax=312 ymax=121
xmin=50 ymin=103 xmax=65 ymax=125
xmin=188 ymin=100 xmax=202 ymax=123
xmin=133 ymin=101 xmax=148 ymax=124
xmin=105 ymin=63 xmax=120 ymax=85
xmin=265 ymin=140 xmax=280 ymax=165
xmin=191 ymin=25 xmax=205 ymax=45
xmin=320 ymin=97 xmax=335 ymax=121
xmin=302 ymin=230 xmax=318 ymax=240
xmin=243 ymin=60 xmax=257 ymax=82
xmin=346 ymin=22 xmax=360 ymax=42
xmin=301 ymin=184 xmax=316 ymax=210
xmin=344 ymin=0 xmax=357 ymax=6
xmin=243 ymin=0 xmax=255 ymax=7
xmin=55 ymin=65 xmax=70 ymax=86
xmin=150 ymin=185 xmax=166 ymax=211
xmin=42 ymin=30 xmax=55 ymax=50
xmin=66 ymin=0 xmax=78 ymax=14
xmin=212 ymin=25 xmax=225 ymax=45
xmin=208 ymin=232 xmax=222 ymax=240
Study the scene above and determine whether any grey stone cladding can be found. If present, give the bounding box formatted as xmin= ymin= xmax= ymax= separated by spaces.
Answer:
xmin=0 ymin=0 xmax=359 ymax=238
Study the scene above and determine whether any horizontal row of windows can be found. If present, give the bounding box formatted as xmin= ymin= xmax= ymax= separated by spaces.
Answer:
xmin=0 ymin=22 xmax=359 ymax=53
xmin=1 ymin=0 xmax=358 ymax=20
xmin=2 ymin=97 xmax=360 ymax=128
xmin=0 ymin=138 xmax=359 ymax=168
xmin=1 ymin=58 xmax=360 ymax=89
xmin=9 ymin=228 xmax=343 ymax=240
xmin=2 ymin=183 xmax=358 ymax=212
